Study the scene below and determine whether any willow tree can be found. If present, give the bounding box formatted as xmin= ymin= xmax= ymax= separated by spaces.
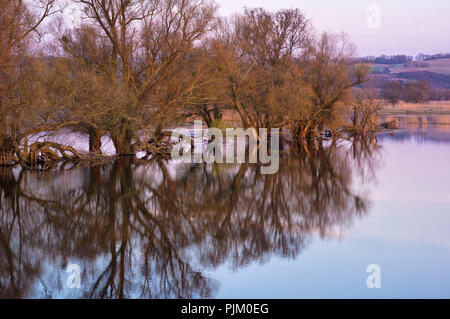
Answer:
xmin=176 ymin=47 xmax=228 ymax=127
xmin=211 ymin=8 xmax=310 ymax=130
xmin=58 ymin=24 xmax=134 ymax=154
xmin=69 ymin=0 xmax=217 ymax=155
xmin=0 ymin=0 xmax=60 ymax=165
xmin=288 ymin=33 xmax=370 ymax=140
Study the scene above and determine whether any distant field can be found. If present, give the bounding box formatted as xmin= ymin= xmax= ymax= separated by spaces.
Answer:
xmin=369 ymin=58 xmax=450 ymax=89
xmin=370 ymin=58 xmax=450 ymax=75
xmin=391 ymin=59 xmax=450 ymax=75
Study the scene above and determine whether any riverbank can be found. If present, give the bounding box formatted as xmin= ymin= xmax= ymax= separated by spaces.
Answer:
xmin=380 ymin=100 xmax=450 ymax=115
xmin=219 ymin=101 xmax=450 ymax=127
xmin=379 ymin=101 xmax=450 ymax=126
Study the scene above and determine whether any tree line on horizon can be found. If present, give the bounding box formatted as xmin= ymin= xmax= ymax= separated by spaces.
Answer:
xmin=359 ymin=53 xmax=450 ymax=65
xmin=0 ymin=0 xmax=380 ymax=167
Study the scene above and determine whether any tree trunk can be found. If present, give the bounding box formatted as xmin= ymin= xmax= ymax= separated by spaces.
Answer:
xmin=112 ymin=128 xmax=135 ymax=156
xmin=0 ymin=151 xmax=15 ymax=166
xmin=231 ymin=82 xmax=251 ymax=128
xmin=212 ymin=104 xmax=222 ymax=121
xmin=201 ymin=104 xmax=213 ymax=127
xmin=113 ymin=138 xmax=134 ymax=155
xmin=201 ymin=104 xmax=223 ymax=128
xmin=0 ymin=135 xmax=16 ymax=166
xmin=88 ymin=128 xmax=103 ymax=154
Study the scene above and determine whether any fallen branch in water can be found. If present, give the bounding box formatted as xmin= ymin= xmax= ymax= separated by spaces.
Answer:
xmin=27 ymin=141 xmax=85 ymax=162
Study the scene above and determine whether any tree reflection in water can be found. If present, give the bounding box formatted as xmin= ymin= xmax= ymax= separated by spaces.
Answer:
xmin=0 ymin=135 xmax=381 ymax=298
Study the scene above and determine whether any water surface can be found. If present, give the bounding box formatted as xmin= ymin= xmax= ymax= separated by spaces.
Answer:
xmin=1 ymin=124 xmax=449 ymax=298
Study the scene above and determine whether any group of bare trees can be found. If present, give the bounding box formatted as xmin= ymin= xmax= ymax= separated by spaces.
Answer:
xmin=0 ymin=0 xmax=378 ymax=166
xmin=0 ymin=0 xmax=61 ymax=165
xmin=382 ymin=80 xmax=431 ymax=106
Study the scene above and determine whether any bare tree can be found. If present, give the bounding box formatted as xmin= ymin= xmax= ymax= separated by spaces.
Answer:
xmin=68 ymin=0 xmax=217 ymax=155
xmin=403 ymin=80 xmax=430 ymax=103
xmin=0 ymin=0 xmax=62 ymax=165
xmin=287 ymin=32 xmax=369 ymax=141
xmin=211 ymin=8 xmax=310 ymax=130
xmin=350 ymin=88 xmax=382 ymax=133
xmin=382 ymin=81 xmax=403 ymax=107
xmin=0 ymin=3 xmax=386 ymax=165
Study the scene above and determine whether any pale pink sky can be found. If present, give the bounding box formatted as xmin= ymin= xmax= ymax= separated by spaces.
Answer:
xmin=217 ymin=0 xmax=450 ymax=57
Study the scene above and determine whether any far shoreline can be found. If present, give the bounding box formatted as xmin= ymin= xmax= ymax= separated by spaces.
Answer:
xmin=380 ymin=100 xmax=450 ymax=115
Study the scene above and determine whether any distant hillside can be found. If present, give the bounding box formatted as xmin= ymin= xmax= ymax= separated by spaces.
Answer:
xmin=389 ymin=58 xmax=450 ymax=75
xmin=394 ymin=72 xmax=450 ymax=89
xmin=368 ymin=58 xmax=450 ymax=89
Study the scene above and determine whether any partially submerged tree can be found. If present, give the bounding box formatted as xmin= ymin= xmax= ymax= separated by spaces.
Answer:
xmin=211 ymin=8 xmax=310 ymax=130
xmin=67 ymin=0 xmax=217 ymax=155
xmin=0 ymin=2 xmax=384 ymax=166
xmin=177 ymin=47 xmax=228 ymax=127
xmin=289 ymin=32 xmax=369 ymax=141
xmin=349 ymin=88 xmax=382 ymax=133
xmin=210 ymin=13 xmax=370 ymax=143
xmin=58 ymin=24 xmax=133 ymax=154
xmin=0 ymin=0 xmax=62 ymax=165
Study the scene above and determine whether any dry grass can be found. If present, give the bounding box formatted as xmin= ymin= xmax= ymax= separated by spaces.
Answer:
xmin=381 ymin=114 xmax=450 ymax=126
xmin=381 ymin=100 xmax=450 ymax=115
xmin=380 ymin=100 xmax=450 ymax=126
xmin=222 ymin=101 xmax=450 ymax=127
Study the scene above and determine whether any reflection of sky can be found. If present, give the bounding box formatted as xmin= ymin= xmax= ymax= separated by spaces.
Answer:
xmin=9 ymin=125 xmax=450 ymax=299
xmin=212 ymin=126 xmax=450 ymax=298
xmin=217 ymin=0 xmax=450 ymax=56
xmin=373 ymin=136 xmax=450 ymax=204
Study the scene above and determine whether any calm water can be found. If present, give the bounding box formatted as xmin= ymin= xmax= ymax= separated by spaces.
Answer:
xmin=1 ymin=125 xmax=450 ymax=298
